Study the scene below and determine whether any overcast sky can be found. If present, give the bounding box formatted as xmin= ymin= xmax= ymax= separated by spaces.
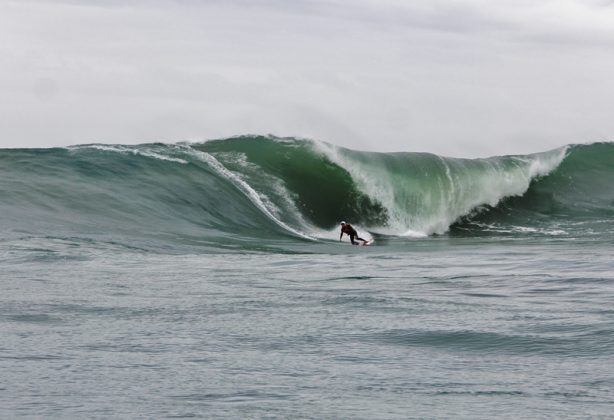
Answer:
xmin=1 ymin=0 xmax=613 ymax=157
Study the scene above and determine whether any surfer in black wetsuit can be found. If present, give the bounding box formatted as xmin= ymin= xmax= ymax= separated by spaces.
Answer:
xmin=339 ymin=221 xmax=368 ymax=245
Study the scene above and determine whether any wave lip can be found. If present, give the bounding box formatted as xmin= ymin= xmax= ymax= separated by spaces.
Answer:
xmin=316 ymin=141 xmax=567 ymax=235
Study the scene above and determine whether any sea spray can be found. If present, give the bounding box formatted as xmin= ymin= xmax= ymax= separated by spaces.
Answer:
xmin=315 ymin=141 xmax=567 ymax=235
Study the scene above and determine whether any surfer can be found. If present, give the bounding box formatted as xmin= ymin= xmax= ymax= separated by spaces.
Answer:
xmin=339 ymin=221 xmax=368 ymax=245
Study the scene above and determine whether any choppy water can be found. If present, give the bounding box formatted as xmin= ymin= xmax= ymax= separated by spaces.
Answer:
xmin=2 ymin=137 xmax=614 ymax=418
xmin=3 ymin=241 xmax=614 ymax=418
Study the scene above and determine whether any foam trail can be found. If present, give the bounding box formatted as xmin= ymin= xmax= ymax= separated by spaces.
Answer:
xmin=70 ymin=144 xmax=189 ymax=164
xmin=188 ymin=149 xmax=316 ymax=241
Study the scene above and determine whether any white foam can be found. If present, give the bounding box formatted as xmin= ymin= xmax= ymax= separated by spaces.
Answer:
xmin=527 ymin=146 xmax=569 ymax=178
xmin=133 ymin=150 xmax=188 ymax=164
xmin=400 ymin=229 xmax=429 ymax=238
xmin=315 ymin=142 xmax=568 ymax=237
xmin=69 ymin=144 xmax=188 ymax=164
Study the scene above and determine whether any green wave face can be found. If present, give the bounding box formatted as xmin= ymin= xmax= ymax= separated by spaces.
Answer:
xmin=454 ymin=143 xmax=614 ymax=237
xmin=0 ymin=144 xmax=293 ymax=252
xmin=0 ymin=136 xmax=611 ymax=248
xmin=199 ymin=136 xmax=573 ymax=237
xmin=527 ymin=143 xmax=614 ymax=215
xmin=197 ymin=137 xmax=388 ymax=230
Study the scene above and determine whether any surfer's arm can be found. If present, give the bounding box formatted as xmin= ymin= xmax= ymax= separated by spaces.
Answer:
xmin=339 ymin=231 xmax=344 ymax=241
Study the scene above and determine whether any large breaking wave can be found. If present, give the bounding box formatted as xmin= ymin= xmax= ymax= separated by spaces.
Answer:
xmin=1 ymin=136 xmax=612 ymax=250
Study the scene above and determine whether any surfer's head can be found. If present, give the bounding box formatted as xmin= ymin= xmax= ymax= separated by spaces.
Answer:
xmin=340 ymin=221 xmax=346 ymax=225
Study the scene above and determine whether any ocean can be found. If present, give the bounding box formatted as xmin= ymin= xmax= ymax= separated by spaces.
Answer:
xmin=1 ymin=136 xmax=613 ymax=418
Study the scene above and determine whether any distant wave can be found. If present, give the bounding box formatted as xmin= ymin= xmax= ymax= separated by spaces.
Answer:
xmin=1 ymin=136 xmax=612 ymax=249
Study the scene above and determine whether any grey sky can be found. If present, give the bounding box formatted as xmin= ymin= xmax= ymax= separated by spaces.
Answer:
xmin=1 ymin=0 xmax=613 ymax=157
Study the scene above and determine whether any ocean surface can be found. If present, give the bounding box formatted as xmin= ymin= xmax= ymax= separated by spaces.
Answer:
xmin=2 ymin=136 xmax=613 ymax=418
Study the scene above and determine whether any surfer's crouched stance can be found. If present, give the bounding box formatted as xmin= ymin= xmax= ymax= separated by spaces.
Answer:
xmin=340 ymin=221 xmax=368 ymax=245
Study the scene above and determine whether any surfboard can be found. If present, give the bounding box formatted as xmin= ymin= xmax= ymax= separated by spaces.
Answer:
xmin=362 ymin=240 xmax=373 ymax=246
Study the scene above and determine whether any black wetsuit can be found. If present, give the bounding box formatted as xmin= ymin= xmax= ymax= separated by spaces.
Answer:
xmin=341 ymin=224 xmax=366 ymax=245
